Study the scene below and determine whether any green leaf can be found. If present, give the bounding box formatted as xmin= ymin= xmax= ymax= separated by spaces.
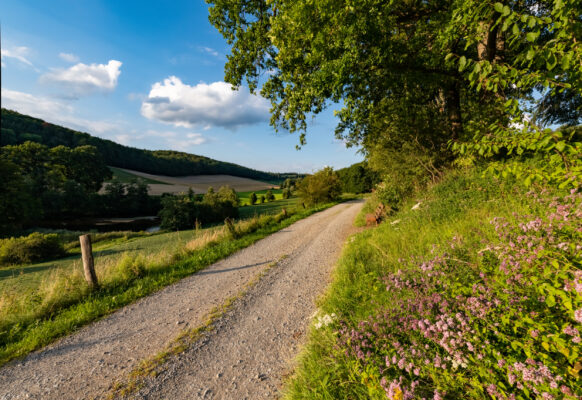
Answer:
xmin=546 ymin=294 xmax=556 ymax=307
xmin=526 ymin=49 xmax=536 ymax=60
xmin=512 ymin=24 xmax=520 ymax=36
xmin=526 ymin=32 xmax=537 ymax=42
xmin=546 ymin=53 xmax=557 ymax=70
xmin=556 ymin=141 xmax=566 ymax=152
xmin=494 ymin=2 xmax=504 ymax=13
xmin=459 ymin=56 xmax=467 ymax=71
xmin=502 ymin=5 xmax=511 ymax=17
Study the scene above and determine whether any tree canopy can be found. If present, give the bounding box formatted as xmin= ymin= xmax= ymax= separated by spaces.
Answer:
xmin=208 ymin=0 xmax=582 ymax=187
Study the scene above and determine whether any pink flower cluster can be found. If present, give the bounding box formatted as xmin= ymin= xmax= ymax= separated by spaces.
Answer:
xmin=334 ymin=190 xmax=581 ymax=399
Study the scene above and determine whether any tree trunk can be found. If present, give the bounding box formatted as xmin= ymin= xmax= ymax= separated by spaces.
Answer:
xmin=445 ymin=82 xmax=463 ymax=140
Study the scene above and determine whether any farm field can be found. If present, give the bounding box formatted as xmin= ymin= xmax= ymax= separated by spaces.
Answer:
xmin=112 ymin=168 xmax=276 ymax=195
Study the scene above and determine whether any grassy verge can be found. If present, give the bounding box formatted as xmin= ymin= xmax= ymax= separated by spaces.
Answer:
xmin=0 ymin=201 xmax=341 ymax=367
xmin=283 ymin=167 xmax=581 ymax=399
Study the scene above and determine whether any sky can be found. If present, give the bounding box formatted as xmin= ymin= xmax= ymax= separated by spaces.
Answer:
xmin=0 ymin=0 xmax=363 ymax=173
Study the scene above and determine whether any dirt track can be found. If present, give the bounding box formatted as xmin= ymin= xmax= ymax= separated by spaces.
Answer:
xmin=0 ymin=200 xmax=363 ymax=400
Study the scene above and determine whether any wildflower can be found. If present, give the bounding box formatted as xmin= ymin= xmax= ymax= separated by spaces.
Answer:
xmin=574 ymin=309 xmax=582 ymax=324
xmin=411 ymin=202 xmax=422 ymax=210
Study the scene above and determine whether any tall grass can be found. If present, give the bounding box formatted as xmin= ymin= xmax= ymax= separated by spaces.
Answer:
xmin=284 ymin=167 xmax=580 ymax=399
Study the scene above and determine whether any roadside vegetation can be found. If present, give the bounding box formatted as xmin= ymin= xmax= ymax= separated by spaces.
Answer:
xmin=206 ymin=1 xmax=582 ymax=398
xmin=285 ymin=163 xmax=581 ymax=399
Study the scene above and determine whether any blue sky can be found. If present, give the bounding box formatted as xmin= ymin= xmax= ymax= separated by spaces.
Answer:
xmin=1 ymin=0 xmax=363 ymax=173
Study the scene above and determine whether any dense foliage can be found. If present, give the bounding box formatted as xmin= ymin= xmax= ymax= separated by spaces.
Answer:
xmin=0 ymin=233 xmax=66 ymax=265
xmin=0 ymin=141 xmax=162 ymax=233
xmin=336 ymin=162 xmax=380 ymax=194
xmin=159 ymin=186 xmax=239 ymax=230
xmin=296 ymin=167 xmax=342 ymax=206
xmin=207 ymin=0 xmax=581 ymax=189
xmin=1 ymin=108 xmax=298 ymax=181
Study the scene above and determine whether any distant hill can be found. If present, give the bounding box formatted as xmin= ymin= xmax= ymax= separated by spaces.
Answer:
xmin=0 ymin=109 xmax=299 ymax=182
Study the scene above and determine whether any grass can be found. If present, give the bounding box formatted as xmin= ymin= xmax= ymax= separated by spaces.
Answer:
xmin=237 ymin=188 xmax=284 ymax=205
xmin=108 ymin=166 xmax=169 ymax=185
xmin=282 ymin=166 xmax=579 ymax=399
xmin=239 ymin=197 xmax=299 ymax=218
xmin=0 ymin=200 xmax=342 ymax=367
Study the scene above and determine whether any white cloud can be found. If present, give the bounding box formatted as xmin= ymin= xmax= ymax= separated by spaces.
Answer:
xmin=143 ymin=129 xmax=208 ymax=149
xmin=199 ymin=46 xmax=220 ymax=57
xmin=40 ymin=59 xmax=122 ymax=96
xmin=2 ymin=88 xmax=73 ymax=116
xmin=1 ymin=88 xmax=118 ymax=134
xmin=59 ymin=52 xmax=80 ymax=63
xmin=141 ymin=77 xmax=269 ymax=129
xmin=1 ymin=46 xmax=33 ymax=67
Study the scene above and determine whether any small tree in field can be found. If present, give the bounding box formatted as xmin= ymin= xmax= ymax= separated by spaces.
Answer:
xmin=260 ymin=195 xmax=266 ymax=204
xmin=249 ymin=192 xmax=257 ymax=205
xmin=282 ymin=187 xmax=292 ymax=199
xmin=266 ymin=189 xmax=275 ymax=202
xmin=297 ymin=167 xmax=341 ymax=206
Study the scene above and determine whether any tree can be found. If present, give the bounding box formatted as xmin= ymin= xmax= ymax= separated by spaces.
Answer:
xmin=249 ymin=192 xmax=258 ymax=205
xmin=296 ymin=167 xmax=342 ymax=206
xmin=260 ymin=195 xmax=266 ymax=204
xmin=282 ymin=187 xmax=292 ymax=199
xmin=217 ymin=185 xmax=240 ymax=207
xmin=50 ymin=145 xmax=111 ymax=192
xmin=265 ymin=189 xmax=275 ymax=202
xmin=0 ymin=158 xmax=38 ymax=232
xmin=207 ymin=0 xmax=582 ymax=187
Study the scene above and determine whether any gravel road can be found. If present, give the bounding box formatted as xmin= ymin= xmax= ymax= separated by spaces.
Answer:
xmin=0 ymin=199 xmax=363 ymax=400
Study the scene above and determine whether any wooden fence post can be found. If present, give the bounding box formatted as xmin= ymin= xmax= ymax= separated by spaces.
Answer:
xmin=79 ymin=234 xmax=99 ymax=289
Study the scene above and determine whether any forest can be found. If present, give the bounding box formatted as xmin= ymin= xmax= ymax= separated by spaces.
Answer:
xmin=0 ymin=108 xmax=297 ymax=181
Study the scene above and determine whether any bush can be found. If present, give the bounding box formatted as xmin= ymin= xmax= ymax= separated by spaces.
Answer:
xmin=266 ymin=190 xmax=275 ymax=202
xmin=0 ymin=233 xmax=66 ymax=265
xmin=297 ymin=167 xmax=342 ymax=206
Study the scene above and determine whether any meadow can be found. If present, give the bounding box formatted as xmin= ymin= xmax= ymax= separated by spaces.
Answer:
xmin=284 ymin=166 xmax=581 ymax=399
xmin=0 ymin=196 xmax=343 ymax=367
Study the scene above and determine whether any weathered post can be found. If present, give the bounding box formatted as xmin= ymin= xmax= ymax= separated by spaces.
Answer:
xmin=282 ymin=208 xmax=287 ymax=217
xmin=79 ymin=234 xmax=99 ymax=289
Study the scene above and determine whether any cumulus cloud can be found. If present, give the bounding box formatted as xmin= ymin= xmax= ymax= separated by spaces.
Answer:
xmin=40 ymin=59 xmax=122 ymax=96
xmin=141 ymin=77 xmax=269 ymax=129
xmin=1 ymin=46 xmax=33 ymax=67
xmin=2 ymin=88 xmax=118 ymax=134
xmin=59 ymin=52 xmax=80 ymax=63
xmin=2 ymin=88 xmax=72 ymax=116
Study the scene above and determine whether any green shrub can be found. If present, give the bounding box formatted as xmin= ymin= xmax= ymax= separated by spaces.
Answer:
xmin=0 ymin=233 xmax=66 ymax=265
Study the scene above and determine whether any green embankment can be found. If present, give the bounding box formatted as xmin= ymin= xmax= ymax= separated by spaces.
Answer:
xmin=284 ymin=166 xmax=581 ymax=399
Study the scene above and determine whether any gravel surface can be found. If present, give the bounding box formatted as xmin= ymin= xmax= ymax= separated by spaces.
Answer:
xmin=0 ymin=200 xmax=363 ymax=400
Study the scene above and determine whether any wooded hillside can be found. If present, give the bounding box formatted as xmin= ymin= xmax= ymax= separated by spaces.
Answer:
xmin=0 ymin=108 xmax=296 ymax=181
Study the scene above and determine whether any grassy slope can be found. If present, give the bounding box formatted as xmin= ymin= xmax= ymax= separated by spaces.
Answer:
xmin=284 ymin=167 xmax=580 ymax=399
xmin=0 ymin=199 xmax=345 ymax=367
xmin=108 ymin=167 xmax=169 ymax=185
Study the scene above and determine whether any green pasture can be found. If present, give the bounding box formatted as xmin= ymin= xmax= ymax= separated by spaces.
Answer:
xmin=108 ymin=167 xmax=169 ymax=185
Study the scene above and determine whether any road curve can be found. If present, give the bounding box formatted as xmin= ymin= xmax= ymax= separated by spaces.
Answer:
xmin=0 ymin=199 xmax=363 ymax=400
